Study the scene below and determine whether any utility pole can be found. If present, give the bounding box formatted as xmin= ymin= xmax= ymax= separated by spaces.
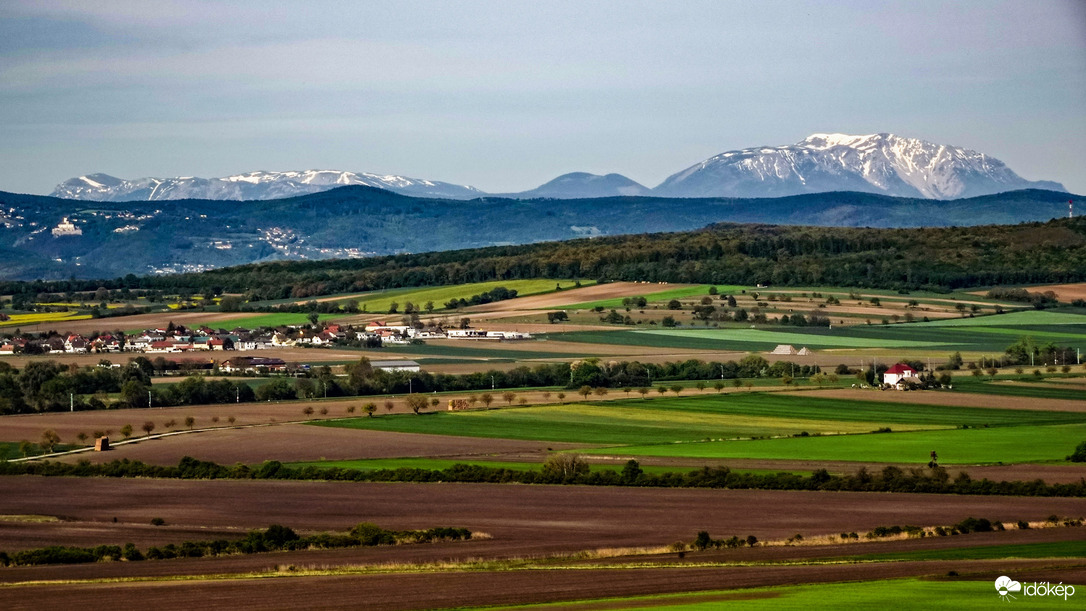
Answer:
xmin=491 ymin=375 xmax=495 ymax=390
xmin=236 ymin=387 xmax=240 ymax=403
xmin=148 ymin=390 xmax=152 ymax=408
xmin=70 ymin=393 xmax=74 ymax=412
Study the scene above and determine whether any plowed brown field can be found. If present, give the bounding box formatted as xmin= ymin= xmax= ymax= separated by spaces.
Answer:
xmin=1 ymin=477 xmax=1084 ymax=609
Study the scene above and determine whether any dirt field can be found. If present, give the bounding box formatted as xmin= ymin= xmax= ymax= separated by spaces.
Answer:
xmin=784 ymin=388 xmax=1086 ymax=413
xmin=2 ymin=477 xmax=1081 ymax=552
xmin=1017 ymin=282 xmax=1086 ymax=302
xmin=50 ymin=424 xmax=578 ymax=466
xmin=2 ymin=559 xmax=1082 ymax=611
xmin=1 ymin=477 xmax=1083 ymax=609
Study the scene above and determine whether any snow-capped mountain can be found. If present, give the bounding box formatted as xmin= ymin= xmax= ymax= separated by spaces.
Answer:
xmin=653 ymin=133 xmax=1066 ymax=200
xmin=51 ymin=170 xmax=483 ymax=201
xmin=50 ymin=134 xmax=1067 ymax=202
xmin=503 ymin=172 xmax=650 ymax=199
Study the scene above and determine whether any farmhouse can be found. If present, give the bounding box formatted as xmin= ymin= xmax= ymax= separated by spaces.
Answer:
xmin=883 ymin=363 xmax=920 ymax=387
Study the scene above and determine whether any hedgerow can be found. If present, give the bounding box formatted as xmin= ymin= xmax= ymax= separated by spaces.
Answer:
xmin=0 ymin=523 xmax=471 ymax=567
xmin=1 ymin=456 xmax=1083 ymax=497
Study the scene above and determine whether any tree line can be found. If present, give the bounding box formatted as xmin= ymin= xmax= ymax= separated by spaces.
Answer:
xmin=2 ymin=456 xmax=1082 ymax=498
xmin=0 ymin=516 xmax=471 ymax=567
xmin=0 ymin=355 xmax=820 ymax=414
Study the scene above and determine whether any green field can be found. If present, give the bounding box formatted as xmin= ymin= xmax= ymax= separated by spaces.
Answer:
xmin=283 ymin=457 xmax=793 ymax=475
xmin=187 ymin=312 xmax=346 ymax=330
xmin=845 ymin=540 xmax=1086 ymax=562
xmin=315 ymin=403 xmax=932 ymax=446
xmin=314 ymin=393 xmax=1084 ymax=453
xmin=0 ymin=441 xmax=78 ymax=460
xmin=637 ymin=328 xmax=948 ymax=349
xmin=244 ymin=279 xmax=590 ymax=311
xmin=553 ymin=310 xmax=1086 ymax=353
xmin=918 ymin=310 xmax=1086 ymax=327
xmin=564 ymin=285 xmax=746 ymax=310
xmin=340 ymin=279 xmax=591 ymax=314
xmin=479 ymin=578 xmax=1072 ymax=610
xmin=601 ymin=423 xmax=1086 ymax=465
xmin=950 ymin=379 xmax=1086 ymax=401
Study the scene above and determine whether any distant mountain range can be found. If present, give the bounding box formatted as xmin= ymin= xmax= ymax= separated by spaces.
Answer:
xmin=52 ymin=170 xmax=483 ymax=202
xmin=0 ymin=185 xmax=1077 ymax=280
xmin=50 ymin=133 xmax=1064 ymax=202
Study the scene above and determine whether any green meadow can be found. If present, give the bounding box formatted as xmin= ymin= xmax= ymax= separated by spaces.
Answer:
xmin=323 ymin=279 xmax=589 ymax=313
xmin=198 ymin=312 xmax=345 ymax=329
xmin=315 ymin=393 xmax=1085 ymax=460
xmin=479 ymin=578 xmax=1069 ymax=610
xmin=601 ymin=423 xmax=1086 ymax=465
xmin=553 ymin=309 xmax=1086 ymax=353
xmin=843 ymin=540 xmax=1086 ymax=562
xmin=564 ymin=284 xmax=746 ymax=310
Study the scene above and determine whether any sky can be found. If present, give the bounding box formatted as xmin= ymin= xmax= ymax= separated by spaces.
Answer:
xmin=1 ymin=0 xmax=1084 ymax=195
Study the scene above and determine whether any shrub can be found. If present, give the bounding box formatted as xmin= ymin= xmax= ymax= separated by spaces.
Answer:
xmin=150 ymin=517 xmax=165 ymax=526
xmin=1069 ymin=441 xmax=1086 ymax=462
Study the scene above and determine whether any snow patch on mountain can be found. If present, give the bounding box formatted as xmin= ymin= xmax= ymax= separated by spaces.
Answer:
xmin=51 ymin=170 xmax=482 ymax=202
xmin=654 ymin=133 xmax=1065 ymax=200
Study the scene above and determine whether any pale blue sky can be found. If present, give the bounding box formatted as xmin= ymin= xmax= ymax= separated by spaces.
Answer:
xmin=1 ymin=1 xmax=1084 ymax=195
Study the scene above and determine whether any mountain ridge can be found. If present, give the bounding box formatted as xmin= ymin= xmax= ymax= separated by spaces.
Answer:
xmin=48 ymin=133 xmax=1066 ymax=203
xmin=1 ymin=186 xmax=1077 ymax=280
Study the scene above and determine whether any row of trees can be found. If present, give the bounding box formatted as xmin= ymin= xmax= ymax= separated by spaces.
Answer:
xmin=3 ymin=456 xmax=1084 ymax=498
xmin=0 ymin=520 xmax=471 ymax=567
xmin=0 ymin=355 xmax=821 ymax=414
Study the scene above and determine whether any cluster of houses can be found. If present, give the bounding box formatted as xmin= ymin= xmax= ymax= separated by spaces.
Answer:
xmin=0 ymin=320 xmax=532 ymax=356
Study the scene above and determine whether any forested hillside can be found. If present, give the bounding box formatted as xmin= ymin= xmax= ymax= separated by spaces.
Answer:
xmin=5 ymin=216 xmax=1084 ymax=298
xmin=0 ymin=186 xmax=1075 ymax=280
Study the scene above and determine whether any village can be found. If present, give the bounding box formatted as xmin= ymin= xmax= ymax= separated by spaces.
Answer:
xmin=0 ymin=319 xmax=532 ymax=361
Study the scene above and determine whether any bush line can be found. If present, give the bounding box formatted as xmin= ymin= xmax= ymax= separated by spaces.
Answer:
xmin=0 ymin=457 xmax=1083 ymax=497
xmin=0 ymin=523 xmax=471 ymax=567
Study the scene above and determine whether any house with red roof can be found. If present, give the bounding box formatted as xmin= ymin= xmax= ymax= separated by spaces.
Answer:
xmin=883 ymin=363 xmax=920 ymax=387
